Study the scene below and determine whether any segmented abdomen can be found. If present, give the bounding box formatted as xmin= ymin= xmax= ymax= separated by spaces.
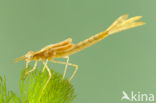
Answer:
xmin=56 ymin=31 xmax=109 ymax=57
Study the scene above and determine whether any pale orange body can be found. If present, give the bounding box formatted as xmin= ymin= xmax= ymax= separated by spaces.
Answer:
xmin=17 ymin=15 xmax=145 ymax=63
xmin=16 ymin=14 xmax=145 ymax=98
xmin=31 ymin=38 xmax=75 ymax=61
xmin=25 ymin=31 xmax=108 ymax=62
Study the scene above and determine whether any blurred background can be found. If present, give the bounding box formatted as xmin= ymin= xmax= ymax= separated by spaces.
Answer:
xmin=0 ymin=0 xmax=155 ymax=103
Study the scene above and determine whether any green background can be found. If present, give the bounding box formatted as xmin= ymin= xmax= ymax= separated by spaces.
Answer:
xmin=0 ymin=0 xmax=155 ymax=103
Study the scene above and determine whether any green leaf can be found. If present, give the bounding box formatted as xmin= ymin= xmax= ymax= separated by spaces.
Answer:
xmin=0 ymin=66 xmax=76 ymax=103
xmin=20 ymin=66 xmax=76 ymax=103
xmin=0 ymin=76 xmax=20 ymax=103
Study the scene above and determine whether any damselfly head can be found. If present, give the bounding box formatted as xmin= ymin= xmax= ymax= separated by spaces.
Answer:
xmin=15 ymin=51 xmax=35 ymax=62
xmin=25 ymin=51 xmax=35 ymax=60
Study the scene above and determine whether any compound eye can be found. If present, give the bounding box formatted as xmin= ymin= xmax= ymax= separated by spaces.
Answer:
xmin=29 ymin=55 xmax=33 ymax=58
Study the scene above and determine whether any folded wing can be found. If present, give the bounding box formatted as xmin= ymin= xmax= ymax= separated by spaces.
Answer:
xmin=39 ymin=38 xmax=75 ymax=57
